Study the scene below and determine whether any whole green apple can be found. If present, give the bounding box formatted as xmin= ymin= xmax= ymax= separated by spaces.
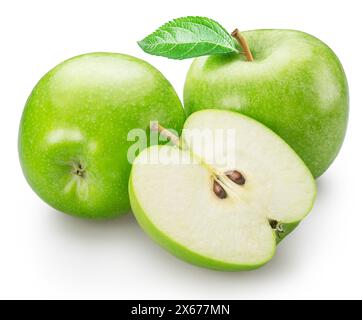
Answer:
xmin=19 ymin=53 xmax=185 ymax=218
xmin=184 ymin=30 xmax=349 ymax=177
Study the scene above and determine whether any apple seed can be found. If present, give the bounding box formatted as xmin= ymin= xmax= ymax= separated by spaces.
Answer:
xmin=213 ymin=180 xmax=227 ymax=199
xmin=225 ymin=170 xmax=245 ymax=185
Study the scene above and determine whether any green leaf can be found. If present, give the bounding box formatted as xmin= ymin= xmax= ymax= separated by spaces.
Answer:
xmin=138 ymin=16 xmax=239 ymax=60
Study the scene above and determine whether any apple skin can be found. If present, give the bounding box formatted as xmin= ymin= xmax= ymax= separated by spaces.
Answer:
xmin=184 ymin=30 xmax=349 ymax=177
xmin=19 ymin=53 xmax=185 ymax=218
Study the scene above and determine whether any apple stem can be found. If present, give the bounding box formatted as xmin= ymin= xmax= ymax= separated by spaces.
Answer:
xmin=151 ymin=122 xmax=181 ymax=147
xmin=231 ymin=29 xmax=254 ymax=61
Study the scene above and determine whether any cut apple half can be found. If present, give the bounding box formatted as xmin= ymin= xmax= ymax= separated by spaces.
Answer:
xmin=129 ymin=110 xmax=316 ymax=270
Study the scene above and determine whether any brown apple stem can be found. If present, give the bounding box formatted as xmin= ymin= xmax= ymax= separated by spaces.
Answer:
xmin=151 ymin=122 xmax=181 ymax=147
xmin=231 ymin=29 xmax=254 ymax=61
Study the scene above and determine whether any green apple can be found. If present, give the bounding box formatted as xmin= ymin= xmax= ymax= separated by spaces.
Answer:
xmin=129 ymin=110 xmax=316 ymax=270
xmin=19 ymin=53 xmax=185 ymax=218
xmin=184 ymin=30 xmax=349 ymax=177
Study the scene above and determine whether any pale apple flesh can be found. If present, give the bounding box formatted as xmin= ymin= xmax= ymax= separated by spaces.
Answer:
xmin=184 ymin=29 xmax=349 ymax=178
xmin=129 ymin=110 xmax=316 ymax=270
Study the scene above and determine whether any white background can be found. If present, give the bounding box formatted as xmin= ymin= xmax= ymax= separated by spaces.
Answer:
xmin=0 ymin=0 xmax=361 ymax=300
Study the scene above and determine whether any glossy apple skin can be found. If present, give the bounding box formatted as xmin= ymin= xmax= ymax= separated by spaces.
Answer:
xmin=184 ymin=30 xmax=349 ymax=177
xmin=19 ymin=53 xmax=185 ymax=218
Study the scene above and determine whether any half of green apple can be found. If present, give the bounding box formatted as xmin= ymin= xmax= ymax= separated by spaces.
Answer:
xmin=129 ymin=110 xmax=316 ymax=270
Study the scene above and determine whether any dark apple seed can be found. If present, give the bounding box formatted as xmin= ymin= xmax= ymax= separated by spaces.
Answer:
xmin=225 ymin=170 xmax=245 ymax=185
xmin=213 ymin=180 xmax=227 ymax=199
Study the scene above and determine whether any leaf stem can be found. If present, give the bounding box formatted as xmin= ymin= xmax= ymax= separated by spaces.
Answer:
xmin=231 ymin=29 xmax=254 ymax=61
